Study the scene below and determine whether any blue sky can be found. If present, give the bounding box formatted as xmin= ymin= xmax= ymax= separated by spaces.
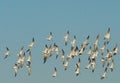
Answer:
xmin=0 ymin=0 xmax=120 ymax=83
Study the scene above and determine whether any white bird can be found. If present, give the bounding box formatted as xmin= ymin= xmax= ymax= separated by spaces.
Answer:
xmin=71 ymin=35 xmax=77 ymax=48
xmin=79 ymin=44 xmax=85 ymax=55
xmin=85 ymin=59 xmax=91 ymax=69
xmin=64 ymin=30 xmax=69 ymax=46
xmin=17 ymin=57 xmax=22 ymax=69
xmin=100 ymin=42 xmax=107 ymax=55
xmin=87 ymin=46 xmax=92 ymax=59
xmin=26 ymin=38 xmax=35 ymax=52
xmin=61 ymin=49 xmax=65 ymax=64
xmin=43 ymin=44 xmax=48 ymax=54
xmin=20 ymin=52 xmax=25 ymax=68
xmin=93 ymin=34 xmax=100 ymax=48
xmin=47 ymin=32 xmax=53 ymax=41
xmin=101 ymin=67 xmax=108 ymax=80
xmin=26 ymin=65 xmax=31 ymax=76
xmin=54 ymin=43 xmax=59 ymax=59
xmin=4 ymin=47 xmax=10 ymax=59
xmin=101 ymin=57 xmax=105 ymax=67
xmin=19 ymin=46 xmax=25 ymax=56
xmin=91 ymin=47 xmax=98 ymax=59
xmin=75 ymin=64 xmax=80 ymax=76
xmin=64 ymin=57 xmax=69 ymax=70
xmin=104 ymin=27 xmax=110 ymax=44
xmin=77 ymin=58 xmax=81 ymax=68
xmin=112 ymin=44 xmax=118 ymax=55
xmin=109 ymin=59 xmax=114 ymax=72
xmin=105 ymin=49 xmax=113 ymax=58
xmin=52 ymin=67 xmax=57 ymax=77
xmin=69 ymin=47 xmax=75 ymax=58
xmin=91 ymin=58 xmax=96 ymax=72
xmin=27 ymin=51 xmax=32 ymax=66
xmin=13 ymin=64 xmax=18 ymax=77
xmin=43 ymin=53 xmax=49 ymax=64
xmin=105 ymin=50 xmax=113 ymax=64
xmin=83 ymin=35 xmax=90 ymax=46
xmin=74 ymin=46 xmax=79 ymax=56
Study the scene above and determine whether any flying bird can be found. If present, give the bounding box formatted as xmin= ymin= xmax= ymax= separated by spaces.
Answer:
xmin=112 ymin=44 xmax=118 ymax=55
xmin=101 ymin=57 xmax=105 ymax=67
xmin=100 ymin=42 xmax=107 ymax=55
xmin=75 ymin=64 xmax=80 ymax=76
xmin=93 ymin=34 xmax=100 ymax=48
xmin=83 ymin=35 xmax=90 ymax=46
xmin=54 ymin=43 xmax=59 ymax=59
xmin=109 ymin=59 xmax=114 ymax=72
xmin=71 ymin=35 xmax=77 ymax=48
xmin=64 ymin=57 xmax=69 ymax=70
xmin=52 ymin=67 xmax=57 ymax=77
xmin=13 ymin=64 xmax=18 ymax=77
xmin=26 ymin=38 xmax=35 ymax=52
xmin=61 ymin=49 xmax=65 ymax=64
xmin=47 ymin=32 xmax=53 ymax=41
xmin=91 ymin=58 xmax=96 ymax=72
xmin=101 ymin=67 xmax=108 ymax=80
xmin=87 ymin=46 xmax=92 ymax=59
xmin=85 ymin=59 xmax=91 ymax=69
xmin=4 ymin=47 xmax=10 ymax=59
xmin=64 ymin=30 xmax=69 ymax=46
xmin=26 ymin=65 xmax=31 ymax=76
xmin=104 ymin=27 xmax=110 ymax=44
xmin=27 ymin=51 xmax=32 ymax=66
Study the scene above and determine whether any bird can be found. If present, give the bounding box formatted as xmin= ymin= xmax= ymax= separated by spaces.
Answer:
xmin=4 ymin=47 xmax=10 ymax=59
xmin=17 ymin=57 xmax=22 ymax=69
xmin=101 ymin=57 xmax=105 ymax=67
xmin=43 ymin=53 xmax=49 ymax=64
xmin=77 ymin=58 xmax=81 ymax=68
xmin=20 ymin=52 xmax=25 ymax=68
xmin=79 ymin=44 xmax=85 ymax=55
xmin=64 ymin=57 xmax=69 ymax=70
xmin=91 ymin=47 xmax=99 ymax=59
xmin=64 ymin=30 xmax=70 ymax=46
xmin=54 ymin=43 xmax=59 ymax=59
xmin=101 ymin=67 xmax=108 ymax=80
xmin=13 ymin=63 xmax=18 ymax=77
xmin=100 ymin=42 xmax=107 ymax=55
xmin=19 ymin=46 xmax=25 ymax=56
xmin=109 ymin=59 xmax=114 ymax=72
xmin=26 ymin=38 xmax=35 ymax=52
xmin=93 ymin=34 xmax=100 ymax=48
xmin=83 ymin=35 xmax=90 ymax=46
xmin=112 ymin=43 xmax=118 ymax=55
xmin=74 ymin=46 xmax=79 ymax=56
xmin=87 ymin=46 xmax=92 ymax=59
xmin=26 ymin=65 xmax=31 ymax=76
xmin=47 ymin=32 xmax=53 ymax=41
xmin=27 ymin=51 xmax=32 ymax=66
xmin=104 ymin=27 xmax=110 ymax=44
xmin=85 ymin=59 xmax=91 ymax=69
xmin=52 ymin=67 xmax=57 ymax=77
xmin=69 ymin=46 xmax=75 ymax=58
xmin=75 ymin=64 xmax=80 ymax=76
xmin=71 ymin=35 xmax=77 ymax=48
xmin=91 ymin=58 xmax=96 ymax=72
xmin=61 ymin=49 xmax=65 ymax=64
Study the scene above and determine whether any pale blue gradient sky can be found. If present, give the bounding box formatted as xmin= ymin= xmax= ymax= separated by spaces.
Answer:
xmin=0 ymin=0 xmax=120 ymax=83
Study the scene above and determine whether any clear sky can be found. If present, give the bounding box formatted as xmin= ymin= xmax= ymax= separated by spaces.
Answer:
xmin=0 ymin=0 xmax=120 ymax=83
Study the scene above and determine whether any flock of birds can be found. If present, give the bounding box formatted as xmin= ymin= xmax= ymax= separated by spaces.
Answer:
xmin=3 ymin=28 xmax=118 ymax=80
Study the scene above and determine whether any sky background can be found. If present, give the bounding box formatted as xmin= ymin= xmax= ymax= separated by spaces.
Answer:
xmin=0 ymin=0 xmax=120 ymax=83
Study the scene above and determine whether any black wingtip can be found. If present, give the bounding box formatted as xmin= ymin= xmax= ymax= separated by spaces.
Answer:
xmin=26 ymin=49 xmax=30 ymax=52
